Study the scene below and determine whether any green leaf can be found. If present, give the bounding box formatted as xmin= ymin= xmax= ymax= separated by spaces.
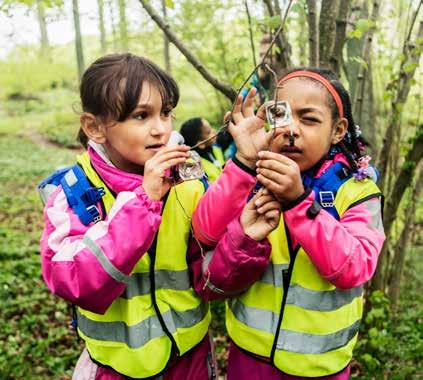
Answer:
xmin=165 ymin=0 xmax=174 ymax=8
xmin=403 ymin=61 xmax=418 ymax=74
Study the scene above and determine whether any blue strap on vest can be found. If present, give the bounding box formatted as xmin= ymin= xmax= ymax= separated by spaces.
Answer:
xmin=302 ymin=162 xmax=351 ymax=220
xmin=60 ymin=165 xmax=105 ymax=226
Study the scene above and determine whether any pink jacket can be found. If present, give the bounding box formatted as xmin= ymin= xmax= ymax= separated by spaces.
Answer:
xmin=192 ymin=156 xmax=385 ymax=379
xmin=40 ymin=147 xmax=216 ymax=379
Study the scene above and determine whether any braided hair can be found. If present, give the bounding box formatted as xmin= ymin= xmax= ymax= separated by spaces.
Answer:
xmin=280 ymin=67 xmax=365 ymax=172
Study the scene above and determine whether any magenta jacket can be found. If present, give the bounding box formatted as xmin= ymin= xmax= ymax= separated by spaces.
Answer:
xmin=192 ymin=156 xmax=385 ymax=379
xmin=40 ymin=146 xmax=216 ymax=380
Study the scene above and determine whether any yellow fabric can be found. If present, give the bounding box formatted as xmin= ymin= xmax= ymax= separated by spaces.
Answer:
xmin=227 ymin=178 xmax=381 ymax=376
xmin=75 ymin=154 xmax=210 ymax=378
xmin=201 ymin=145 xmax=225 ymax=183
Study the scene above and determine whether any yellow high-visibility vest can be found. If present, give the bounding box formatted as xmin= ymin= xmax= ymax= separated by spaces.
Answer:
xmin=75 ymin=152 xmax=211 ymax=378
xmin=200 ymin=145 xmax=225 ymax=183
xmin=226 ymin=177 xmax=381 ymax=376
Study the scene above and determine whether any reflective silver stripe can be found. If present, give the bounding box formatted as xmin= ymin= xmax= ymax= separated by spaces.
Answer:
xmin=276 ymin=319 xmax=361 ymax=354
xmin=229 ymin=299 xmax=278 ymax=334
xmin=201 ymin=251 xmax=214 ymax=274
xmin=83 ymin=236 xmax=130 ymax=284
xmin=201 ymin=251 xmax=242 ymax=296
xmin=286 ymin=285 xmax=363 ymax=311
xmin=77 ymin=302 xmax=209 ymax=349
xmin=121 ymin=269 xmax=191 ymax=299
xmin=259 ymin=263 xmax=289 ymax=286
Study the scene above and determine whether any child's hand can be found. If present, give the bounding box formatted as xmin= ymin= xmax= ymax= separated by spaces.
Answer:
xmin=226 ymin=88 xmax=273 ymax=169
xmin=256 ymin=151 xmax=305 ymax=204
xmin=142 ymin=145 xmax=190 ymax=200
xmin=240 ymin=187 xmax=281 ymax=241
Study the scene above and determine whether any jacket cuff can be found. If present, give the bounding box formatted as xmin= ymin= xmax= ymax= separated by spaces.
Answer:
xmin=227 ymin=218 xmax=271 ymax=254
xmin=281 ymin=188 xmax=312 ymax=211
xmin=232 ymin=156 xmax=257 ymax=177
xmin=134 ymin=187 xmax=163 ymax=214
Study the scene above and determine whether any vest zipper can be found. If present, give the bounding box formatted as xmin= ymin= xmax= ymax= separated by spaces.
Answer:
xmin=270 ymin=222 xmax=300 ymax=363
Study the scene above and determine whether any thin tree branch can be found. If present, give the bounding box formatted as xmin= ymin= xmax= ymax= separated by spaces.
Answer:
xmin=138 ymin=0 xmax=237 ymax=101
xmin=244 ymin=0 xmax=257 ymax=67
xmin=263 ymin=0 xmax=292 ymax=68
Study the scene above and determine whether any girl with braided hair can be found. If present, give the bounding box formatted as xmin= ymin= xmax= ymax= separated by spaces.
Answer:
xmin=192 ymin=67 xmax=385 ymax=379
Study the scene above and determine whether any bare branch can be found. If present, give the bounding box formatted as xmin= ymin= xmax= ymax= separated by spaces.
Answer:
xmin=244 ymin=0 xmax=257 ymax=67
xmin=138 ymin=0 xmax=237 ymax=101
xmin=263 ymin=0 xmax=292 ymax=68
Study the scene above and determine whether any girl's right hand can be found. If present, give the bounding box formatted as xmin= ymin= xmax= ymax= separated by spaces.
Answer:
xmin=226 ymin=88 xmax=273 ymax=169
xmin=240 ymin=187 xmax=281 ymax=241
xmin=142 ymin=145 xmax=190 ymax=201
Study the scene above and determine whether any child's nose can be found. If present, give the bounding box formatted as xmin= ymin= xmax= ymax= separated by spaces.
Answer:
xmin=151 ymin=118 xmax=168 ymax=135
xmin=272 ymin=121 xmax=300 ymax=138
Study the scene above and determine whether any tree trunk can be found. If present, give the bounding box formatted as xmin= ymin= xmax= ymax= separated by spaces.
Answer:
xmin=161 ymin=0 xmax=171 ymax=73
xmin=352 ymin=1 xmax=380 ymax=123
xmin=36 ymin=0 xmax=50 ymax=60
xmin=387 ymin=170 xmax=422 ymax=308
xmin=319 ymin=0 xmax=339 ymax=67
xmin=371 ymin=124 xmax=423 ymax=290
xmin=118 ymin=0 xmax=129 ymax=51
xmin=377 ymin=19 xmax=423 ymax=191
xmin=306 ymin=0 xmax=319 ymax=66
xmin=108 ymin=0 xmax=118 ymax=50
xmin=72 ymin=0 xmax=85 ymax=81
xmin=98 ymin=0 xmax=107 ymax=54
xmin=345 ymin=0 xmax=367 ymax=99
xmin=330 ymin=0 xmax=349 ymax=75
xmin=138 ymin=0 xmax=237 ymax=101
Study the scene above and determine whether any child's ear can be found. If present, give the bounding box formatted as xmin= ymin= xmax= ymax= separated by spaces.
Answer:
xmin=80 ymin=113 xmax=106 ymax=144
xmin=198 ymin=143 xmax=206 ymax=150
xmin=331 ymin=118 xmax=348 ymax=145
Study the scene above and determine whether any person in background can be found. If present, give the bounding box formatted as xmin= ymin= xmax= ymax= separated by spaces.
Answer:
xmin=180 ymin=117 xmax=225 ymax=183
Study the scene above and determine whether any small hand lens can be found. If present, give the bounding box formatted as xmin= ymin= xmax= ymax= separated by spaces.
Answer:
xmin=265 ymin=101 xmax=293 ymax=129
xmin=173 ymin=150 xmax=205 ymax=181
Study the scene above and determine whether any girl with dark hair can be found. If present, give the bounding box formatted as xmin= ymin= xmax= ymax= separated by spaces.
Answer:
xmin=39 ymin=53 xmax=245 ymax=379
xmin=192 ymin=68 xmax=385 ymax=379
xmin=180 ymin=117 xmax=225 ymax=183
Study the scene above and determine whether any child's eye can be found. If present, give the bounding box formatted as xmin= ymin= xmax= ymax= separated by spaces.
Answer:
xmin=134 ymin=112 xmax=148 ymax=121
xmin=302 ymin=117 xmax=320 ymax=124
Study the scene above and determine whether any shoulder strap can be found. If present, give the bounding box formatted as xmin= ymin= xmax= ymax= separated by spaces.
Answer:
xmin=60 ymin=165 xmax=106 ymax=225
xmin=306 ymin=162 xmax=352 ymax=220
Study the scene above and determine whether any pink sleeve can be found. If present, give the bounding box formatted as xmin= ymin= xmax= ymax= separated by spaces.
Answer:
xmin=284 ymin=192 xmax=385 ymax=289
xmin=40 ymin=186 xmax=163 ymax=314
xmin=192 ymin=159 xmax=257 ymax=246
xmin=189 ymin=218 xmax=271 ymax=300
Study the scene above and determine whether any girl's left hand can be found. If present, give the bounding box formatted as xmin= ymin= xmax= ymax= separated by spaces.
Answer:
xmin=256 ymin=151 xmax=305 ymax=204
xmin=240 ymin=187 xmax=281 ymax=241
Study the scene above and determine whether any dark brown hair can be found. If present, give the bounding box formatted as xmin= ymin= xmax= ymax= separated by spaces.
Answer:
xmin=78 ymin=53 xmax=179 ymax=147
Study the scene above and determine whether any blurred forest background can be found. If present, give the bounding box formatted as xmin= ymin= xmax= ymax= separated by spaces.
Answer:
xmin=0 ymin=0 xmax=421 ymax=378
